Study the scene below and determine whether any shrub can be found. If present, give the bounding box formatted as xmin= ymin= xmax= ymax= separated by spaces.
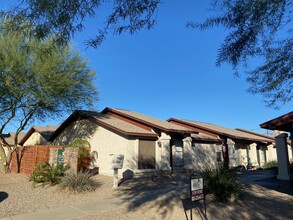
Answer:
xmin=262 ymin=160 xmax=278 ymax=170
xmin=29 ymin=162 xmax=68 ymax=186
xmin=60 ymin=171 xmax=99 ymax=193
xmin=202 ymin=166 xmax=244 ymax=202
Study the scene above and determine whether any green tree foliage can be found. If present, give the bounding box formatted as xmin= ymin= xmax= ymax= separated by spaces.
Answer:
xmin=0 ymin=18 xmax=98 ymax=172
xmin=188 ymin=0 xmax=292 ymax=108
xmin=3 ymin=1 xmax=292 ymax=107
xmin=3 ymin=0 xmax=160 ymax=47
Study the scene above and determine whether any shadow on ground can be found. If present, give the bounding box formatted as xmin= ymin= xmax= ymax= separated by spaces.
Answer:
xmin=238 ymin=170 xmax=293 ymax=195
xmin=115 ymin=171 xmax=293 ymax=220
xmin=181 ymin=197 xmax=207 ymax=220
xmin=0 ymin=192 xmax=8 ymax=202
xmin=204 ymin=184 xmax=293 ymax=220
xmin=116 ymin=174 xmax=190 ymax=218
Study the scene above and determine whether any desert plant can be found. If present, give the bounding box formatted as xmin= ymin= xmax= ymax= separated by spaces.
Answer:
xmin=60 ymin=171 xmax=99 ymax=193
xmin=202 ymin=166 xmax=244 ymax=202
xmin=29 ymin=162 xmax=68 ymax=186
xmin=262 ymin=161 xmax=278 ymax=170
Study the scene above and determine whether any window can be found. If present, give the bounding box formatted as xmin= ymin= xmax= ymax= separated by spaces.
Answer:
xmin=138 ymin=140 xmax=156 ymax=169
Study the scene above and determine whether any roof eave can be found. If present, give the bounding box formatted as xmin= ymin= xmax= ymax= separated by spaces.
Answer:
xmin=19 ymin=127 xmax=36 ymax=145
xmin=168 ymin=118 xmax=222 ymax=134
xmin=260 ymin=111 xmax=293 ymax=132
xmin=94 ymin=118 xmax=157 ymax=138
xmin=105 ymin=108 xmax=192 ymax=134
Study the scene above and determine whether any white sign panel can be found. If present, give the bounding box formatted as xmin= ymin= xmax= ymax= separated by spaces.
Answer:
xmin=191 ymin=177 xmax=204 ymax=201
xmin=110 ymin=154 xmax=124 ymax=169
xmin=191 ymin=177 xmax=203 ymax=191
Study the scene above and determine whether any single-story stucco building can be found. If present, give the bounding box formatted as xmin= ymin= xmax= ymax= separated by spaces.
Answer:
xmin=49 ymin=108 xmax=223 ymax=176
xmin=9 ymin=107 xmax=284 ymax=177
xmin=19 ymin=126 xmax=58 ymax=146
xmin=167 ymin=118 xmax=275 ymax=168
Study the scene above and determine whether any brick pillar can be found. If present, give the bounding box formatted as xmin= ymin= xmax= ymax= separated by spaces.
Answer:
xmin=49 ymin=148 xmax=59 ymax=166
xmin=64 ymin=148 xmax=79 ymax=173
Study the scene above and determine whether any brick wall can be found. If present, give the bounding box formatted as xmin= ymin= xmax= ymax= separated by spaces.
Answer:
xmin=11 ymin=145 xmax=62 ymax=175
xmin=49 ymin=148 xmax=91 ymax=173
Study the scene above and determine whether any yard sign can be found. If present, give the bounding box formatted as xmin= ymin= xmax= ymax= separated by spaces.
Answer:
xmin=190 ymin=176 xmax=204 ymax=201
xmin=190 ymin=175 xmax=206 ymax=218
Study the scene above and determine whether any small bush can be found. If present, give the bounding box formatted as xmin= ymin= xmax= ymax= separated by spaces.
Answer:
xmin=202 ymin=166 xmax=244 ymax=202
xmin=262 ymin=160 xmax=278 ymax=170
xmin=60 ymin=171 xmax=99 ymax=193
xmin=29 ymin=162 xmax=68 ymax=186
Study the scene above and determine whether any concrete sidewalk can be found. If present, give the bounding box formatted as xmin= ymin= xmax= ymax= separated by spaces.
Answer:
xmin=0 ymin=197 xmax=127 ymax=220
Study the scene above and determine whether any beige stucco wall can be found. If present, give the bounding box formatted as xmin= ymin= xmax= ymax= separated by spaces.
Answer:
xmin=237 ymin=143 xmax=280 ymax=168
xmin=227 ymin=139 xmax=238 ymax=167
xmin=155 ymin=140 xmax=162 ymax=170
xmin=267 ymin=144 xmax=276 ymax=162
xmin=288 ymin=144 xmax=292 ymax=162
xmin=90 ymin=125 xmax=138 ymax=176
xmin=191 ymin=143 xmax=221 ymax=171
xmin=53 ymin=120 xmax=98 ymax=145
xmin=53 ymin=119 xmax=150 ymax=177
xmin=23 ymin=132 xmax=51 ymax=146
xmin=237 ymin=147 xmax=248 ymax=166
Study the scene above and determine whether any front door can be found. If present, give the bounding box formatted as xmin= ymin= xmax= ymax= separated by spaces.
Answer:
xmin=171 ymin=140 xmax=184 ymax=173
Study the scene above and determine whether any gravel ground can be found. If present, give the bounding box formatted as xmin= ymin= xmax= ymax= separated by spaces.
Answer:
xmin=0 ymin=173 xmax=114 ymax=218
xmin=1 ymin=173 xmax=293 ymax=220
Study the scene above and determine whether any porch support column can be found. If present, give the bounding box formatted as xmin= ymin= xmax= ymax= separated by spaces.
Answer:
xmin=249 ymin=143 xmax=258 ymax=167
xmin=267 ymin=144 xmax=274 ymax=162
xmin=159 ymin=132 xmax=171 ymax=172
xmin=275 ymin=133 xmax=291 ymax=181
xmin=183 ymin=136 xmax=193 ymax=171
xmin=227 ymin=138 xmax=236 ymax=167
xmin=289 ymin=133 xmax=293 ymax=161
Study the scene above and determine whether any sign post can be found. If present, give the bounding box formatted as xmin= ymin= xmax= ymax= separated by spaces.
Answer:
xmin=109 ymin=154 xmax=124 ymax=188
xmin=190 ymin=175 xmax=206 ymax=219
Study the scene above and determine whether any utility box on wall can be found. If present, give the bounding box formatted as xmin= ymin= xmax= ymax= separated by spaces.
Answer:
xmin=109 ymin=154 xmax=125 ymax=188
xmin=109 ymin=154 xmax=124 ymax=169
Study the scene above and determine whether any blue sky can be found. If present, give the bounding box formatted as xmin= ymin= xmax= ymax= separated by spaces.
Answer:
xmin=1 ymin=1 xmax=292 ymax=134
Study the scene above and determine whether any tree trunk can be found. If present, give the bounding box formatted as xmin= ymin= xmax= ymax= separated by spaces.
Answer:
xmin=0 ymin=146 xmax=8 ymax=173
xmin=13 ymin=149 xmax=22 ymax=173
xmin=6 ymin=150 xmax=13 ymax=173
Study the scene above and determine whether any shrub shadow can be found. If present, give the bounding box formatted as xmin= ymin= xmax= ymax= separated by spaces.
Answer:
xmin=0 ymin=192 xmax=8 ymax=202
